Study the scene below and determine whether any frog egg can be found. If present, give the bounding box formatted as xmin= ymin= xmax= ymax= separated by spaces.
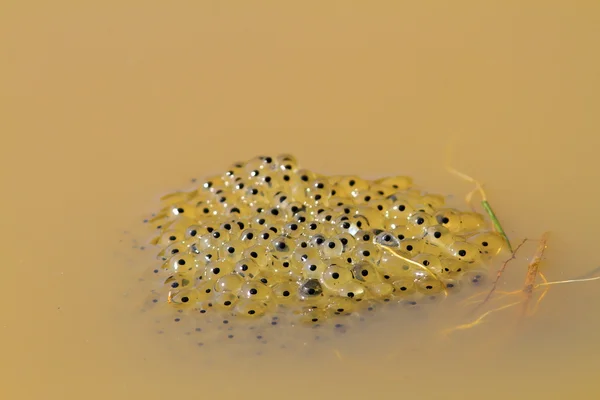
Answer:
xmin=326 ymin=297 xmax=357 ymax=316
xmin=221 ymin=239 xmax=245 ymax=262
xmin=354 ymin=206 xmax=386 ymax=228
xmin=298 ymin=278 xmax=324 ymax=297
xmin=314 ymin=207 xmax=338 ymax=224
xmin=421 ymin=193 xmax=446 ymax=209
xmin=225 ymin=203 xmax=251 ymax=217
xmin=397 ymin=239 xmax=424 ymax=257
xmin=167 ymin=288 xmax=202 ymax=308
xmin=386 ymin=199 xmax=415 ymax=220
xmin=414 ymin=275 xmax=446 ymax=295
xmin=293 ymin=308 xmax=327 ymax=325
xmin=291 ymin=246 xmax=320 ymax=265
xmin=392 ymin=278 xmax=417 ymax=296
xmin=195 ymin=202 xmax=218 ymax=218
xmin=352 ymin=261 xmax=381 ymax=283
xmin=411 ymin=253 xmax=443 ymax=272
xmin=233 ymin=299 xmax=268 ymax=318
xmin=296 ymin=168 xmax=318 ymax=185
xmin=163 ymin=202 xmax=199 ymax=220
xmin=350 ymin=214 xmax=371 ymax=231
xmin=320 ymin=238 xmax=344 ymax=258
xmin=374 ymin=176 xmax=413 ymax=191
xmin=369 ymin=199 xmax=392 ymax=216
xmin=335 ymin=233 xmax=356 ymax=253
xmin=436 ymin=258 xmax=468 ymax=279
xmin=162 ymin=253 xmax=198 ymax=274
xmin=272 ymin=281 xmax=299 ymax=302
xmin=164 ymin=273 xmax=195 ymax=291
xmin=219 ymin=219 xmax=246 ymax=236
xmin=256 ymin=228 xmax=276 ymax=245
xmin=275 ymin=154 xmax=299 ymax=172
xmin=407 ymin=211 xmax=436 ymax=229
xmin=182 ymin=224 xmax=203 ymax=241
xmin=195 ymin=248 xmax=220 ymax=266
xmin=354 ymin=230 xmax=375 ymax=244
xmin=213 ymin=292 xmax=239 ymax=311
xmin=333 ymin=176 xmax=370 ymax=196
xmin=233 ymin=258 xmax=262 ymax=279
xmin=309 ymin=233 xmax=327 ymax=248
xmin=214 ymin=273 xmax=245 ymax=292
xmin=457 ymin=212 xmax=486 ymax=233
xmin=352 ymin=190 xmax=381 ymax=205
xmin=195 ymin=280 xmax=216 ymax=301
xmin=239 ymin=228 xmax=259 ymax=244
xmin=242 ymin=245 xmax=269 ymax=267
xmin=250 ymin=214 xmax=277 ymax=230
xmin=156 ymin=229 xmax=185 ymax=246
xmin=374 ymin=231 xmax=400 ymax=248
xmin=302 ymin=258 xmax=328 ymax=279
xmin=367 ymin=282 xmax=395 ymax=299
xmin=271 ymin=259 xmax=302 ymax=278
xmin=336 ymin=281 xmax=367 ymax=300
xmin=434 ymin=208 xmax=462 ymax=232
xmin=354 ymin=243 xmax=381 ymax=264
xmin=335 ymin=218 xmax=362 ymax=236
xmin=321 ymin=264 xmax=354 ymax=290
xmin=424 ymin=225 xmax=456 ymax=248
xmin=446 ymin=241 xmax=482 ymax=263
xmin=269 ymin=235 xmax=295 ymax=259
xmin=462 ymin=269 xmax=489 ymax=287
xmin=158 ymin=241 xmax=190 ymax=261
xmin=238 ymin=282 xmax=273 ymax=301
xmin=468 ymin=231 xmax=507 ymax=256
xmin=204 ymin=259 xmax=235 ymax=280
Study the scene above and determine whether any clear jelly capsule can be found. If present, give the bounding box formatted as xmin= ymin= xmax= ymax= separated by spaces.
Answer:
xmin=233 ymin=299 xmax=268 ymax=318
xmin=167 ymin=288 xmax=200 ymax=308
xmin=214 ymin=273 xmax=245 ymax=292
xmin=275 ymin=154 xmax=298 ymax=172
xmin=352 ymin=261 xmax=381 ymax=283
xmin=375 ymin=231 xmax=400 ymax=248
xmin=234 ymin=258 xmax=261 ymax=278
xmin=269 ymin=235 xmax=295 ymax=259
xmin=213 ymin=292 xmax=239 ymax=311
xmin=242 ymin=245 xmax=269 ymax=267
xmin=164 ymin=273 xmax=194 ymax=291
xmin=332 ymin=176 xmax=370 ymax=197
xmin=320 ymin=264 xmax=354 ymax=290
xmin=446 ymin=241 xmax=482 ymax=263
xmin=162 ymin=254 xmax=198 ymax=274
xmin=203 ymin=259 xmax=235 ymax=280
xmin=367 ymin=282 xmax=394 ymax=299
xmin=298 ymin=279 xmax=324 ymax=297
xmin=374 ymin=176 xmax=413 ymax=191
xmin=468 ymin=231 xmax=507 ymax=256
xmin=411 ymin=253 xmax=443 ymax=271
xmin=238 ymin=282 xmax=272 ymax=301
xmin=458 ymin=212 xmax=486 ymax=233
xmin=337 ymin=281 xmax=367 ymax=300
xmin=392 ymin=278 xmax=416 ymax=296
xmin=239 ymin=228 xmax=259 ymax=244
xmin=221 ymin=239 xmax=245 ymax=262
xmin=156 ymin=229 xmax=185 ymax=246
xmin=326 ymin=297 xmax=357 ymax=315
xmin=158 ymin=241 xmax=189 ymax=261
xmin=355 ymin=206 xmax=385 ymax=228
xmin=302 ymin=258 xmax=328 ymax=279
xmin=335 ymin=233 xmax=356 ymax=253
xmin=271 ymin=281 xmax=298 ymax=302
xmin=424 ymin=225 xmax=456 ymax=247
xmin=386 ymin=199 xmax=415 ymax=220
xmin=414 ymin=276 xmax=446 ymax=295
xmin=320 ymin=238 xmax=344 ymax=258
xmin=434 ymin=208 xmax=462 ymax=232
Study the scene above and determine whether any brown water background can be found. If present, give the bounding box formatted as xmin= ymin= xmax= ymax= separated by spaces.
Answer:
xmin=1 ymin=2 xmax=599 ymax=399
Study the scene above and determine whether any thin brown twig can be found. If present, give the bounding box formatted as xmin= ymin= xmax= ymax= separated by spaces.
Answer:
xmin=521 ymin=232 xmax=550 ymax=317
xmin=473 ymin=238 xmax=528 ymax=312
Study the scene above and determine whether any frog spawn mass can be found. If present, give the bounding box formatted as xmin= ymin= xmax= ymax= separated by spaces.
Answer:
xmin=146 ymin=154 xmax=507 ymax=336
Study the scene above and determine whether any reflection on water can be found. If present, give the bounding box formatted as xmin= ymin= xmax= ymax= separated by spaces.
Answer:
xmin=2 ymin=2 xmax=600 ymax=399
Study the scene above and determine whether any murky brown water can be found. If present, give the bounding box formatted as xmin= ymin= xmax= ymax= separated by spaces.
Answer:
xmin=2 ymin=2 xmax=599 ymax=399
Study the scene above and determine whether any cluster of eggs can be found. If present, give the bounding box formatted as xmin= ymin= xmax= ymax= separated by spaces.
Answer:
xmin=147 ymin=154 xmax=506 ymax=328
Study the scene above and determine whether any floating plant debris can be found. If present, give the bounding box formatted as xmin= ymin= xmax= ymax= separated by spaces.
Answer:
xmin=141 ymin=154 xmax=511 ymax=346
